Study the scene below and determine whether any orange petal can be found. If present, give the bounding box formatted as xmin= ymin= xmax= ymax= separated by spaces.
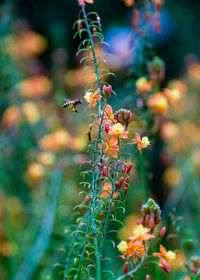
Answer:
xmin=160 ymin=244 xmax=167 ymax=256
xmin=85 ymin=0 xmax=94 ymax=3
xmin=109 ymin=148 xmax=118 ymax=158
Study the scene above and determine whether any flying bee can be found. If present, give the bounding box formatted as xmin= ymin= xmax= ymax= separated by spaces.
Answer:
xmin=62 ymin=98 xmax=82 ymax=113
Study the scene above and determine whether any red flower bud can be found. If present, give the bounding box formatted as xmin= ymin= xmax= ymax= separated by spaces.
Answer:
xmin=125 ymin=177 xmax=130 ymax=188
xmin=105 ymin=122 xmax=109 ymax=133
xmin=132 ymin=10 xmax=140 ymax=29
xmin=97 ymin=16 xmax=101 ymax=27
xmin=108 ymin=85 xmax=112 ymax=94
xmin=159 ymin=226 xmax=166 ymax=237
xmin=115 ymin=160 xmax=120 ymax=170
xmin=118 ymin=177 xmax=124 ymax=189
xmin=78 ymin=20 xmax=83 ymax=31
xmin=121 ymin=164 xmax=127 ymax=174
xmin=126 ymin=163 xmax=133 ymax=174
xmin=123 ymin=261 xmax=129 ymax=275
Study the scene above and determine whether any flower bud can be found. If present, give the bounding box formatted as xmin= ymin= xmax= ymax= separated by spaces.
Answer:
xmin=108 ymin=85 xmax=112 ymax=94
xmin=105 ymin=122 xmax=109 ymax=133
xmin=145 ymin=214 xmax=150 ymax=224
xmin=121 ymin=165 xmax=127 ymax=174
xmin=118 ymin=177 xmax=124 ymax=189
xmin=132 ymin=10 xmax=140 ymax=29
xmin=78 ymin=20 xmax=83 ymax=31
xmin=123 ymin=261 xmax=129 ymax=275
xmin=83 ymin=195 xmax=90 ymax=206
xmin=126 ymin=163 xmax=133 ymax=174
xmin=115 ymin=160 xmax=120 ymax=170
xmin=97 ymin=16 xmax=101 ymax=27
xmin=149 ymin=214 xmax=155 ymax=228
xmin=146 ymin=274 xmax=150 ymax=280
xmin=159 ymin=226 xmax=166 ymax=237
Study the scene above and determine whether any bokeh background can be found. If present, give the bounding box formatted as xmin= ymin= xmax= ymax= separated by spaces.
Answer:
xmin=1 ymin=0 xmax=200 ymax=279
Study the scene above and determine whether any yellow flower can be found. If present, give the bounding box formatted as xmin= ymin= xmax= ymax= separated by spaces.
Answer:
xmin=109 ymin=123 xmax=128 ymax=139
xmin=141 ymin=136 xmax=150 ymax=148
xmin=22 ymin=102 xmax=40 ymax=124
xmin=117 ymin=241 xmax=128 ymax=253
xmin=129 ymin=225 xmax=155 ymax=242
xmin=166 ymin=251 xmax=176 ymax=261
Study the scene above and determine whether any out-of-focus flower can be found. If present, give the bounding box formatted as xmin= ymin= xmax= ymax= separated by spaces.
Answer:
xmin=133 ymin=132 xmax=150 ymax=154
xmin=71 ymin=135 xmax=88 ymax=152
xmin=18 ymin=76 xmax=52 ymax=99
xmin=117 ymin=241 xmax=128 ymax=253
xmin=136 ymin=77 xmax=152 ymax=94
xmin=84 ymin=89 xmax=101 ymax=108
xmin=101 ymin=182 xmax=118 ymax=199
xmin=78 ymin=0 xmax=93 ymax=7
xmin=164 ymin=88 xmax=181 ymax=104
xmin=124 ymin=0 xmax=135 ymax=7
xmin=188 ymin=63 xmax=200 ymax=83
xmin=109 ymin=123 xmax=128 ymax=139
xmin=65 ymin=68 xmax=96 ymax=88
xmin=39 ymin=129 xmax=70 ymax=152
xmin=118 ymin=214 xmax=140 ymax=240
xmin=154 ymin=244 xmax=176 ymax=273
xmin=7 ymin=31 xmax=47 ymax=59
xmin=37 ymin=152 xmax=55 ymax=167
xmin=27 ymin=162 xmax=45 ymax=183
xmin=132 ymin=9 xmax=140 ymax=29
xmin=129 ymin=225 xmax=155 ymax=243
xmin=103 ymin=137 xmax=119 ymax=158
xmin=160 ymin=122 xmax=179 ymax=140
xmin=147 ymin=57 xmax=165 ymax=81
xmin=147 ymin=93 xmax=168 ymax=114
xmin=1 ymin=106 xmax=21 ymax=128
xmin=22 ymin=102 xmax=40 ymax=124
xmin=162 ymin=167 xmax=182 ymax=188
xmin=152 ymin=0 xmax=164 ymax=11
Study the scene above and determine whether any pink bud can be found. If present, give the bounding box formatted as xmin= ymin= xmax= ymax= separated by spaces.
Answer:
xmin=108 ymin=85 xmax=112 ymax=94
xmin=145 ymin=214 xmax=150 ymax=224
xmin=121 ymin=165 xmax=127 ymax=174
xmin=115 ymin=160 xmax=120 ymax=170
xmin=132 ymin=10 xmax=140 ymax=29
xmin=118 ymin=113 xmax=123 ymax=122
xmin=97 ymin=16 xmax=101 ymax=27
xmin=105 ymin=122 xmax=109 ymax=133
xmin=149 ymin=216 xmax=155 ymax=228
xmin=159 ymin=226 xmax=166 ymax=237
xmin=146 ymin=274 xmax=150 ymax=280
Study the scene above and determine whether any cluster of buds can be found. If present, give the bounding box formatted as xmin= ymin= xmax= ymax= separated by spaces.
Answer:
xmin=139 ymin=198 xmax=162 ymax=229
xmin=103 ymin=85 xmax=112 ymax=99
xmin=114 ymin=109 xmax=133 ymax=129
xmin=185 ymin=256 xmax=200 ymax=275
xmin=147 ymin=56 xmax=165 ymax=82
xmin=115 ymin=163 xmax=133 ymax=199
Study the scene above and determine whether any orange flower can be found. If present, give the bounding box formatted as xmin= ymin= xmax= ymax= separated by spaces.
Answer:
xmin=101 ymin=182 xmax=118 ymax=199
xmin=78 ymin=0 xmax=94 ymax=7
xmin=103 ymin=137 xmax=119 ymax=158
xmin=147 ymin=92 xmax=168 ymax=114
xmin=125 ymin=240 xmax=145 ymax=263
xmin=133 ymin=132 xmax=150 ymax=154
xmin=136 ymin=77 xmax=153 ymax=94
xmin=124 ymin=0 xmax=135 ymax=7
xmin=104 ymin=105 xmax=116 ymax=124
xmin=129 ymin=225 xmax=155 ymax=243
xmin=84 ymin=89 xmax=101 ymax=108
xmin=109 ymin=123 xmax=128 ymax=139
xmin=154 ymin=244 xmax=176 ymax=273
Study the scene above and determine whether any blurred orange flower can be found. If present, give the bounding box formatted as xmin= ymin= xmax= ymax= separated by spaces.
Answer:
xmin=136 ymin=77 xmax=152 ymax=94
xmin=147 ymin=93 xmax=168 ymax=114
xmin=18 ymin=76 xmax=52 ymax=99
xmin=39 ymin=129 xmax=70 ymax=152
xmin=101 ymin=182 xmax=118 ymax=200
xmin=7 ymin=31 xmax=47 ymax=60
xmin=124 ymin=0 xmax=135 ymax=7
xmin=27 ymin=162 xmax=45 ymax=183
xmin=1 ymin=106 xmax=21 ymax=128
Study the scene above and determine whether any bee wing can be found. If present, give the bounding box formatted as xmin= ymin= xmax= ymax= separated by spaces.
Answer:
xmin=64 ymin=97 xmax=71 ymax=102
